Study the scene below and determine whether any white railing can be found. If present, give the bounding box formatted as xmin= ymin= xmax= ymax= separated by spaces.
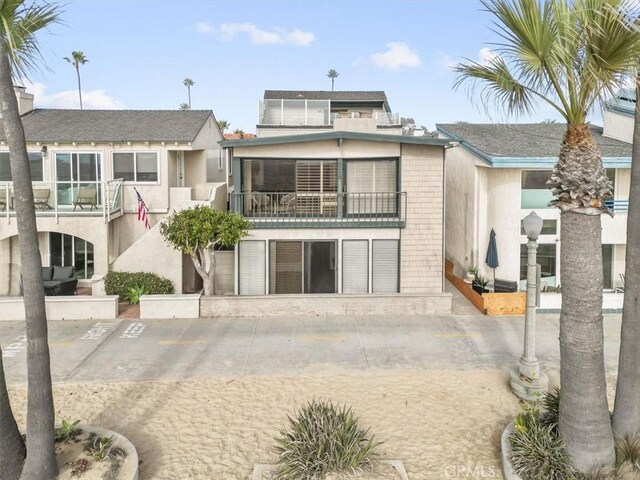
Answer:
xmin=0 ymin=179 xmax=123 ymax=222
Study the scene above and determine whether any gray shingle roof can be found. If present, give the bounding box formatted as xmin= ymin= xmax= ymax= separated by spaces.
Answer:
xmin=436 ymin=123 xmax=631 ymax=159
xmin=604 ymin=88 xmax=636 ymax=116
xmin=0 ymin=109 xmax=213 ymax=143
xmin=264 ymin=90 xmax=388 ymax=102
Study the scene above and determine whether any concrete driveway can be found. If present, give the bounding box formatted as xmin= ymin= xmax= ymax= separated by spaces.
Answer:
xmin=0 ymin=313 xmax=623 ymax=385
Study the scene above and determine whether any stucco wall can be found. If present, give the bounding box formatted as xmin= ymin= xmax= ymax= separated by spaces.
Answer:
xmin=400 ymin=144 xmax=444 ymax=293
xmin=603 ymin=110 xmax=634 ymax=143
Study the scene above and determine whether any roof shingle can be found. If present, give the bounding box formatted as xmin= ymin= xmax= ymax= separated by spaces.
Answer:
xmin=0 ymin=109 xmax=213 ymax=143
xmin=436 ymin=123 xmax=631 ymax=159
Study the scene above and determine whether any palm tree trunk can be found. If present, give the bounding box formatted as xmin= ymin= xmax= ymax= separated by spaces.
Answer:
xmin=75 ymin=65 xmax=82 ymax=110
xmin=557 ymin=127 xmax=615 ymax=471
xmin=0 ymin=345 xmax=25 ymax=480
xmin=187 ymin=86 xmax=191 ymax=109
xmin=612 ymin=77 xmax=640 ymax=439
xmin=0 ymin=40 xmax=58 ymax=479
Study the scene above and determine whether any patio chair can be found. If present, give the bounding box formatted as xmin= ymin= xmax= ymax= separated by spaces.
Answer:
xmin=0 ymin=187 xmax=7 ymax=211
xmin=251 ymin=192 xmax=271 ymax=214
xmin=279 ymin=193 xmax=297 ymax=213
xmin=73 ymin=186 xmax=98 ymax=211
xmin=32 ymin=187 xmax=51 ymax=210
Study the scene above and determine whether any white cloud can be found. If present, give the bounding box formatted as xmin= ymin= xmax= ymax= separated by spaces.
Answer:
xmin=478 ymin=47 xmax=500 ymax=65
xmin=195 ymin=21 xmax=213 ymax=34
xmin=25 ymin=81 xmax=124 ymax=109
xmin=369 ymin=42 xmax=421 ymax=70
xmin=201 ymin=22 xmax=315 ymax=46
xmin=435 ymin=53 xmax=457 ymax=73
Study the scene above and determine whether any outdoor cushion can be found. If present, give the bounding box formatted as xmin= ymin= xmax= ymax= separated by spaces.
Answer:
xmin=41 ymin=266 xmax=54 ymax=280
xmin=52 ymin=265 xmax=74 ymax=281
xmin=43 ymin=280 xmax=60 ymax=289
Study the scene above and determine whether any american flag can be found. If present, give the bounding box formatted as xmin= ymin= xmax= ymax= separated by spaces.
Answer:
xmin=135 ymin=188 xmax=151 ymax=229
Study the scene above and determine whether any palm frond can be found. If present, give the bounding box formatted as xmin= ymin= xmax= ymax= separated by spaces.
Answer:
xmin=0 ymin=0 xmax=61 ymax=81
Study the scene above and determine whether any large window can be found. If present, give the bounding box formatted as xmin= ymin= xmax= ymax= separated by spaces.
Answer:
xmin=113 ymin=152 xmax=158 ymax=182
xmin=520 ymin=243 xmax=557 ymax=287
xmin=269 ymin=240 xmax=337 ymax=294
xmin=346 ymin=159 xmax=397 ymax=215
xmin=0 ymin=152 xmax=44 ymax=181
xmin=49 ymin=233 xmax=94 ymax=280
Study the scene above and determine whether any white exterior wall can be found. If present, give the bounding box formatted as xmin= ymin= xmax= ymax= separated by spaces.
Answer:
xmin=603 ymin=110 xmax=634 ymax=143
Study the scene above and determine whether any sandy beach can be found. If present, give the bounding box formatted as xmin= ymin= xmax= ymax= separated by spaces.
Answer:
xmin=6 ymin=368 xmax=537 ymax=480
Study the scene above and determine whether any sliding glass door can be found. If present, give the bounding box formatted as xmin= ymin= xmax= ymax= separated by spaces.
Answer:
xmin=269 ymin=240 xmax=336 ymax=294
xmin=55 ymin=153 xmax=101 ymax=207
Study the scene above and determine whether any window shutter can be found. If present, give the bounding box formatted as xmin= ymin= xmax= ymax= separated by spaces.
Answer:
xmin=372 ymin=240 xmax=398 ymax=293
xmin=342 ymin=240 xmax=369 ymax=294
xmin=269 ymin=241 xmax=302 ymax=294
xmin=239 ymin=241 xmax=265 ymax=295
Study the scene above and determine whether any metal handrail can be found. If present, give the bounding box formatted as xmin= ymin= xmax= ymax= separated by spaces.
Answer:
xmin=230 ymin=191 xmax=406 ymax=224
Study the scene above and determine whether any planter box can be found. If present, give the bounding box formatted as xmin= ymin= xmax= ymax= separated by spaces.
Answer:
xmin=445 ymin=260 xmax=525 ymax=315
xmin=0 ymin=295 xmax=118 ymax=321
xmin=501 ymin=420 xmax=522 ymax=480
xmin=139 ymin=294 xmax=201 ymax=319
xmin=252 ymin=460 xmax=408 ymax=480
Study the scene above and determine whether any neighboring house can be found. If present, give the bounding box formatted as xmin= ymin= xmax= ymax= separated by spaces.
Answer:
xmin=221 ymin=90 xmax=451 ymax=309
xmin=0 ymin=86 xmax=227 ymax=295
xmin=437 ymin=108 xmax=633 ymax=292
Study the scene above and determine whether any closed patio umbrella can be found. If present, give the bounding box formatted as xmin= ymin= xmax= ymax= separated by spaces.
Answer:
xmin=486 ymin=228 xmax=499 ymax=289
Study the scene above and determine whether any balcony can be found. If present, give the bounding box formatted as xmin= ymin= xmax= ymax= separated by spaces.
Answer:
xmin=0 ymin=179 xmax=123 ymax=222
xmin=258 ymin=99 xmax=400 ymax=127
xmin=230 ymin=192 xmax=406 ymax=228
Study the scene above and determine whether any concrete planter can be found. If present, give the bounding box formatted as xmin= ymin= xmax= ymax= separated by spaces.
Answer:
xmin=501 ymin=420 xmax=522 ymax=480
xmin=252 ymin=460 xmax=408 ymax=479
xmin=57 ymin=424 xmax=138 ymax=480
xmin=0 ymin=295 xmax=118 ymax=321
xmin=139 ymin=293 xmax=201 ymax=319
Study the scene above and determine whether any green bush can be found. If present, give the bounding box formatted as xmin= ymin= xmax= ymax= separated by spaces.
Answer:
xmin=274 ymin=400 xmax=380 ymax=480
xmin=104 ymin=271 xmax=174 ymax=299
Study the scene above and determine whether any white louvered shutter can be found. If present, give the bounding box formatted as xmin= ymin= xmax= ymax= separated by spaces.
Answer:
xmin=372 ymin=240 xmax=399 ymax=293
xmin=239 ymin=240 xmax=266 ymax=295
xmin=342 ymin=240 xmax=369 ymax=294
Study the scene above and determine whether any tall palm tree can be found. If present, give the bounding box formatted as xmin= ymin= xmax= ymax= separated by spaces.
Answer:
xmin=183 ymin=77 xmax=194 ymax=108
xmin=612 ymin=75 xmax=640 ymax=439
xmin=455 ymin=0 xmax=640 ymax=472
xmin=64 ymin=50 xmax=88 ymax=109
xmin=0 ymin=1 xmax=60 ymax=478
xmin=179 ymin=102 xmax=190 ymax=111
xmin=327 ymin=69 xmax=339 ymax=91
xmin=0 ymin=345 xmax=24 ymax=480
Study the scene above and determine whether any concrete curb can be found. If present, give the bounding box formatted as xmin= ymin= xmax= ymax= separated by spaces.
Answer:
xmin=501 ymin=420 xmax=522 ymax=480
xmin=252 ymin=459 xmax=408 ymax=479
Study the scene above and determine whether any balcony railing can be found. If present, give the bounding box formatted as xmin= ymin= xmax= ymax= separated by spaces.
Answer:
xmin=230 ymin=191 xmax=406 ymax=227
xmin=258 ymin=99 xmax=400 ymax=126
xmin=0 ymin=179 xmax=123 ymax=222
xmin=605 ymin=199 xmax=629 ymax=213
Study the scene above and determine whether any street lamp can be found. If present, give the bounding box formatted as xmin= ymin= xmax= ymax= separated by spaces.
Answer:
xmin=510 ymin=211 xmax=549 ymax=400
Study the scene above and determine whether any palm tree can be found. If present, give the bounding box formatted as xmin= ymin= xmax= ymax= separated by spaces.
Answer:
xmin=327 ymin=69 xmax=339 ymax=91
xmin=64 ymin=50 xmax=88 ymax=109
xmin=217 ymin=120 xmax=230 ymax=132
xmin=233 ymin=128 xmax=244 ymax=135
xmin=183 ymin=77 xmax=194 ymax=108
xmin=455 ymin=0 xmax=640 ymax=472
xmin=0 ymin=345 xmax=24 ymax=480
xmin=612 ymin=74 xmax=640 ymax=439
xmin=179 ymin=102 xmax=190 ymax=111
xmin=0 ymin=1 xmax=60 ymax=478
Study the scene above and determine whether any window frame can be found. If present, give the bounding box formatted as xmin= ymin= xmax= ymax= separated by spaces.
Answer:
xmin=112 ymin=150 xmax=160 ymax=184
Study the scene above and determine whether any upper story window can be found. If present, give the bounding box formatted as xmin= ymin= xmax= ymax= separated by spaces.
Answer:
xmin=0 ymin=151 xmax=44 ymax=181
xmin=113 ymin=152 xmax=158 ymax=182
xmin=521 ymin=169 xmax=615 ymax=209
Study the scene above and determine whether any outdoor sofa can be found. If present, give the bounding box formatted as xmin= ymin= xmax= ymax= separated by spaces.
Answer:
xmin=20 ymin=265 xmax=78 ymax=296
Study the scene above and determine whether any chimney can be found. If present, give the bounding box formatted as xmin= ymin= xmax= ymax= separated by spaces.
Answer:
xmin=14 ymin=85 xmax=34 ymax=115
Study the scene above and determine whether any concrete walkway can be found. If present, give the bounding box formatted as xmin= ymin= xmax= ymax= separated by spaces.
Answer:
xmin=0 ymin=313 xmax=622 ymax=385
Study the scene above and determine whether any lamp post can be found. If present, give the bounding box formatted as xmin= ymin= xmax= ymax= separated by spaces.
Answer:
xmin=510 ymin=211 xmax=549 ymax=401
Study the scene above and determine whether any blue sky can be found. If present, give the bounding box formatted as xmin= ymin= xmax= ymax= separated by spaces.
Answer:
xmin=27 ymin=0 xmax=575 ymax=132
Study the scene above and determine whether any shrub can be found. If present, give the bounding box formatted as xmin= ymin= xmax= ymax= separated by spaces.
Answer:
xmin=55 ymin=419 xmax=82 ymax=443
xmin=274 ymin=400 xmax=380 ymax=480
xmin=510 ymin=399 xmax=581 ymax=480
xmin=104 ymin=271 xmax=173 ymax=299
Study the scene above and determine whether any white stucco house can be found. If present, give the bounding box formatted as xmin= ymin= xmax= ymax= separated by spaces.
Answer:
xmin=437 ymin=89 xmax=634 ymax=293
xmin=0 ymin=86 xmax=227 ymax=295
xmin=219 ymin=90 xmax=452 ymax=312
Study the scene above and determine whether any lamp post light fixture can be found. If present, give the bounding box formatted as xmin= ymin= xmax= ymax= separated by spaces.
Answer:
xmin=510 ymin=211 xmax=549 ymax=401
